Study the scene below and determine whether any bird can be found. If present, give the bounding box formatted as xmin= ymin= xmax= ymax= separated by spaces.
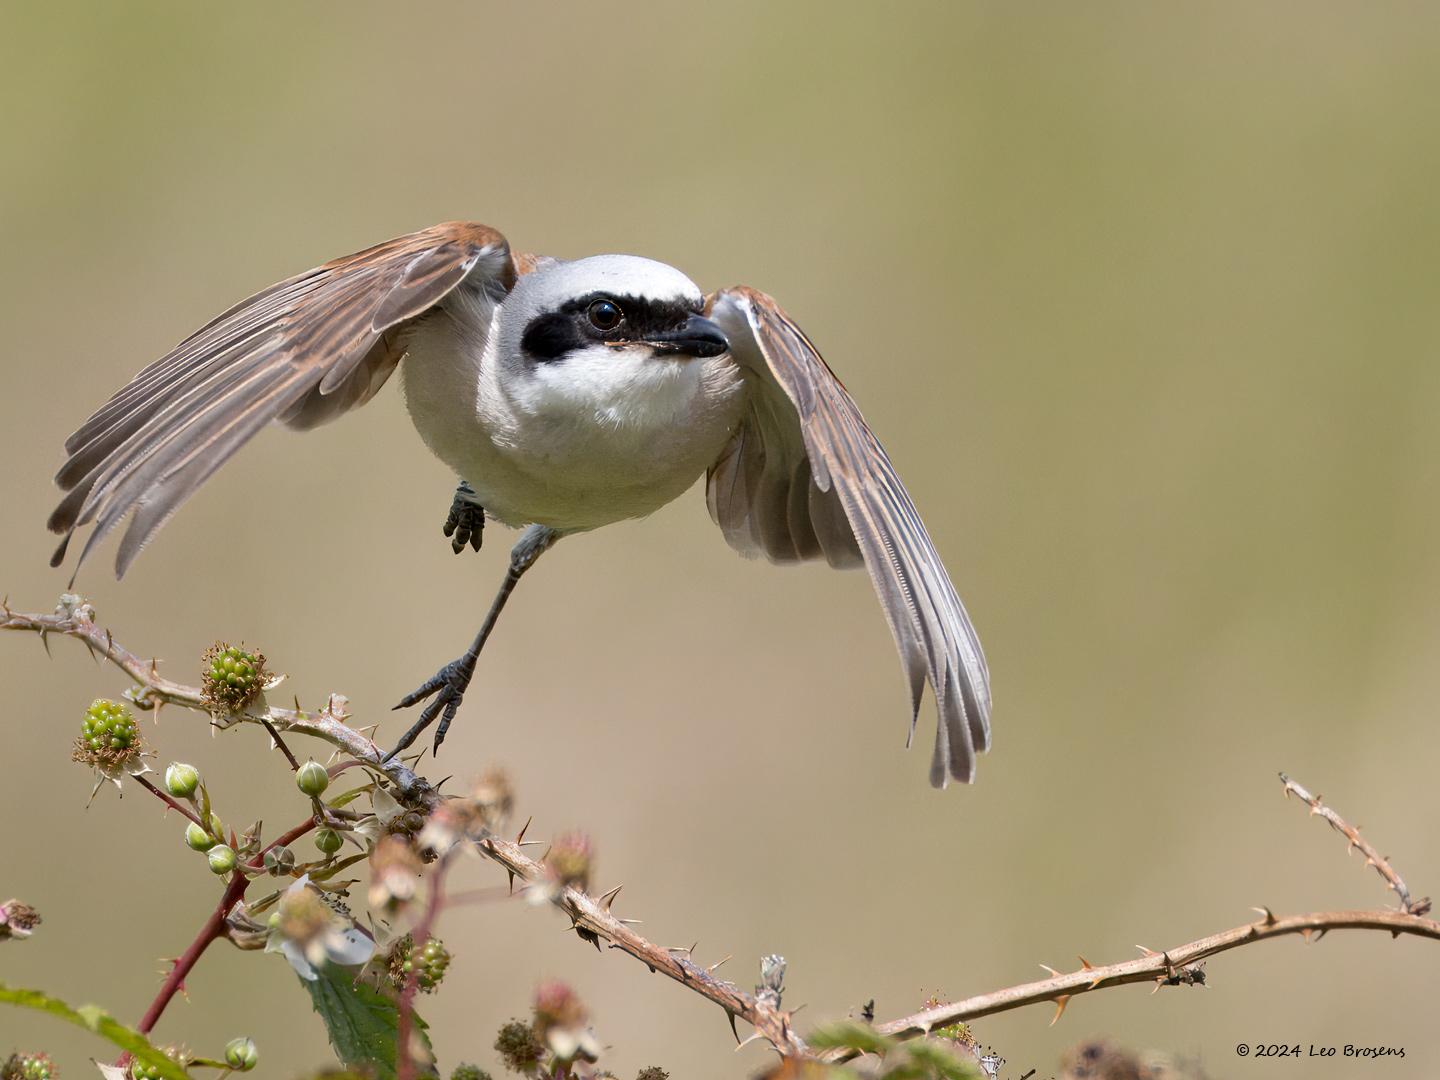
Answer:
xmin=44 ymin=221 xmax=992 ymax=787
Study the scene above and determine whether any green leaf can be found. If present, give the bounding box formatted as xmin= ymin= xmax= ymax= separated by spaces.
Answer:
xmin=805 ymin=1020 xmax=896 ymax=1056
xmin=301 ymin=962 xmax=434 ymax=1078
xmin=0 ymin=982 xmax=188 ymax=1079
xmin=900 ymin=1041 xmax=984 ymax=1080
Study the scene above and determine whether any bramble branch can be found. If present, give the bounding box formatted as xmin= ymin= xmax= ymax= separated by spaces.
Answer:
xmin=1279 ymin=772 xmax=1430 ymax=915
xmin=823 ymin=770 xmax=1438 ymax=1065
xmin=1 ymin=597 xmax=803 ymax=1057
xmin=821 ymin=909 xmax=1440 ymax=1064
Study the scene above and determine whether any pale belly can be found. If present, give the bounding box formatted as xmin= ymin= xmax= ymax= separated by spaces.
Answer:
xmin=399 ymin=314 xmax=747 ymax=533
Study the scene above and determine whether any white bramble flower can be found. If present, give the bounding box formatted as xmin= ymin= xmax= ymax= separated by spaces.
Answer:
xmin=265 ymin=875 xmax=373 ymax=980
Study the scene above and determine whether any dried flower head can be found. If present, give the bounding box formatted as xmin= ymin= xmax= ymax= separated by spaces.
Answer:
xmin=368 ymin=834 xmax=423 ymax=912
xmin=494 ymin=1020 xmax=545 ymax=1074
xmin=201 ymin=643 xmax=268 ymax=713
xmin=0 ymin=899 xmax=40 ymax=942
xmin=532 ymin=980 xmax=600 ymax=1062
xmin=545 ymin=831 xmax=594 ymax=893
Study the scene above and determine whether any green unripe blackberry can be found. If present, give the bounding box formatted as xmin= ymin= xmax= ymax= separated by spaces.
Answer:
xmin=185 ymin=822 xmax=216 ymax=851
xmin=201 ymin=643 xmax=267 ymax=712
xmin=450 ymin=1066 xmax=491 ymax=1080
xmin=163 ymin=762 xmax=200 ymax=799
xmin=295 ymin=760 xmax=329 ymax=797
xmin=314 ymin=827 xmax=344 ymax=855
xmin=81 ymin=699 xmax=137 ymax=751
xmin=207 ymin=844 xmax=237 ymax=875
xmin=388 ymin=934 xmax=451 ymax=992
xmin=2 ymin=1053 xmax=57 ymax=1080
xmin=223 ymin=1037 xmax=258 ymax=1071
xmin=73 ymin=699 xmax=143 ymax=769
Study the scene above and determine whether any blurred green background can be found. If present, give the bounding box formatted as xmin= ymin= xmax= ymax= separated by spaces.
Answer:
xmin=3 ymin=2 xmax=1440 ymax=1077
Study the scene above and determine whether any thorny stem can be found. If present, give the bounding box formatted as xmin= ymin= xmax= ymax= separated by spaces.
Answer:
xmin=118 ymin=811 xmax=321 ymax=1061
xmin=134 ymin=775 xmax=204 ymax=828
xmin=822 ymin=909 xmax=1440 ymax=1064
xmin=396 ymin=854 xmax=454 ymax=1080
xmin=1279 ymin=772 xmax=1430 ymax=915
xmin=4 ymin=601 xmax=805 ymax=1055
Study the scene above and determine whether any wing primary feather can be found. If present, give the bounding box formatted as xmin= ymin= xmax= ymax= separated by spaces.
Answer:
xmin=707 ymin=285 xmax=992 ymax=786
xmin=47 ymin=221 xmax=513 ymax=578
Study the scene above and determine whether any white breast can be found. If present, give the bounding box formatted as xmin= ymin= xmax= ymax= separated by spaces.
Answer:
xmin=400 ymin=290 xmax=747 ymax=533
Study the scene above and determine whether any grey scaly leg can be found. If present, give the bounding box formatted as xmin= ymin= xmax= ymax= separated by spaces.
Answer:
xmin=385 ymin=524 xmax=561 ymax=760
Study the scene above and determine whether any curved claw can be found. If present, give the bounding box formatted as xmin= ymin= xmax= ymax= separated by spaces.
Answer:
xmin=443 ymin=483 xmax=485 ymax=555
xmin=384 ymin=657 xmax=476 ymax=761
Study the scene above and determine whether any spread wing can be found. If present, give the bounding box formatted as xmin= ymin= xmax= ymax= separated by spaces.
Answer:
xmin=48 ymin=221 xmax=515 ymax=578
xmin=706 ymin=286 xmax=991 ymax=787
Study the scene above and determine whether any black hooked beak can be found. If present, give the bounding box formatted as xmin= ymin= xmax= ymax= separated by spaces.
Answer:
xmin=646 ymin=314 xmax=730 ymax=358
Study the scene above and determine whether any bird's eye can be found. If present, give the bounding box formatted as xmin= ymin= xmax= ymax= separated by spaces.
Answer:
xmin=587 ymin=298 xmax=624 ymax=331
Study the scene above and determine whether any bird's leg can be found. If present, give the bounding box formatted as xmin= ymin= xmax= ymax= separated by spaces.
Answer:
xmin=442 ymin=480 xmax=485 ymax=554
xmin=385 ymin=525 xmax=560 ymax=760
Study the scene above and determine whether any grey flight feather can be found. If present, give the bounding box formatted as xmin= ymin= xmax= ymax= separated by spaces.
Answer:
xmin=47 ymin=222 xmax=514 ymax=578
xmin=706 ymin=286 xmax=991 ymax=787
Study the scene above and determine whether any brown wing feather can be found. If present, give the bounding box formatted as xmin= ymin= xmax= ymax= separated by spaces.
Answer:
xmin=49 ymin=221 xmax=514 ymax=578
xmin=707 ymin=286 xmax=991 ymax=787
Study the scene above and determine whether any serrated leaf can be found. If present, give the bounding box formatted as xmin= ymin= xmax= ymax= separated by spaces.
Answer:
xmin=301 ymin=962 xmax=434 ymax=1078
xmin=805 ymin=1020 xmax=896 ymax=1056
xmin=0 ymin=982 xmax=187 ymax=1079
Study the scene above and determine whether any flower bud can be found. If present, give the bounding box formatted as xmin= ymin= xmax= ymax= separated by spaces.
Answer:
xmin=207 ymin=844 xmax=237 ymax=875
xmin=164 ymin=762 xmax=200 ymax=799
xmin=223 ymin=1037 xmax=259 ymax=1071
xmin=185 ymin=822 xmax=217 ymax=851
xmin=263 ymin=846 xmax=296 ymax=876
xmin=314 ymin=828 xmax=344 ymax=855
xmin=295 ymin=760 xmax=329 ymax=797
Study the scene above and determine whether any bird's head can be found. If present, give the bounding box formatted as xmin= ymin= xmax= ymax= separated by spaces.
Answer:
xmin=492 ymin=255 xmax=732 ymax=421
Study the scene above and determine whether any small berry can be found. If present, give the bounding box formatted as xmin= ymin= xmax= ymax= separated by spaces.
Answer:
xmin=450 ymin=1066 xmax=491 ymax=1080
xmin=295 ymin=760 xmax=329 ymax=797
xmin=73 ymin=699 xmax=142 ymax=770
xmin=314 ymin=828 xmax=344 ymax=855
xmin=223 ymin=1037 xmax=258 ymax=1071
xmin=201 ymin=643 xmax=267 ymax=713
xmin=164 ymin=762 xmax=200 ymax=799
xmin=388 ymin=934 xmax=451 ymax=992
xmin=128 ymin=1062 xmax=161 ymax=1080
xmin=185 ymin=822 xmax=216 ymax=851
xmin=2 ymin=1053 xmax=57 ymax=1080
xmin=207 ymin=844 xmax=237 ymax=875
xmin=263 ymin=846 xmax=295 ymax=875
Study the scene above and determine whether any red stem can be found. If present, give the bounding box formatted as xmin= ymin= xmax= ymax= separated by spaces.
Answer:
xmin=117 ymin=813 xmax=320 ymax=1062
xmin=396 ymin=856 xmax=451 ymax=1080
xmin=134 ymin=775 xmax=204 ymax=828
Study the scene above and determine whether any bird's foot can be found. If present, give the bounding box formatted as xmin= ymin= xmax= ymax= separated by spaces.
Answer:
xmin=442 ymin=481 xmax=484 ymax=554
xmin=384 ymin=655 xmax=477 ymax=761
